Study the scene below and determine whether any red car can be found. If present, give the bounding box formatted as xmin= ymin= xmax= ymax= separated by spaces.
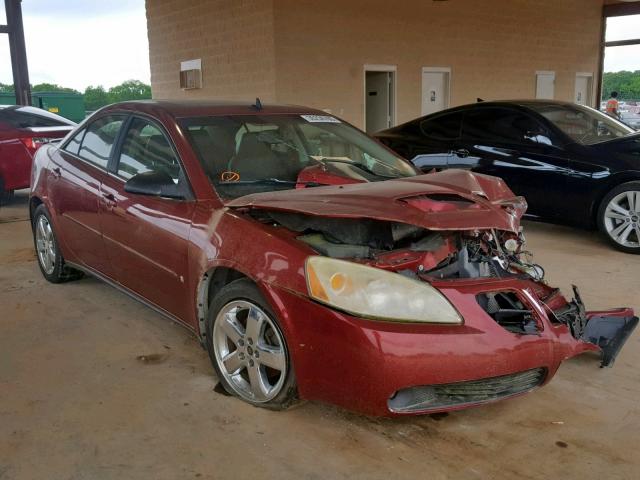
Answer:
xmin=29 ymin=101 xmax=637 ymax=416
xmin=0 ymin=105 xmax=75 ymax=201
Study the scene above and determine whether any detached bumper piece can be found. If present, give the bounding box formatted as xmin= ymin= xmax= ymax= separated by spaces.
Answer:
xmin=582 ymin=315 xmax=639 ymax=367
xmin=388 ymin=368 xmax=546 ymax=414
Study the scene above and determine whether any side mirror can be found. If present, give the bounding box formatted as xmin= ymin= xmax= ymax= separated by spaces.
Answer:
xmin=124 ymin=170 xmax=184 ymax=199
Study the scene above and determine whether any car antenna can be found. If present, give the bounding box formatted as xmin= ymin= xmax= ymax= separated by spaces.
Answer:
xmin=252 ymin=97 xmax=263 ymax=110
xmin=477 ymin=98 xmax=484 ymax=103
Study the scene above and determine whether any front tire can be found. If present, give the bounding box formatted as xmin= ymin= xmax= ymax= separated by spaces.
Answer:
xmin=597 ymin=181 xmax=640 ymax=254
xmin=206 ymin=278 xmax=298 ymax=410
xmin=32 ymin=205 xmax=84 ymax=282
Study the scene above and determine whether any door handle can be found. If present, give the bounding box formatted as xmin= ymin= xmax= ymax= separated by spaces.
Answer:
xmin=453 ymin=149 xmax=470 ymax=158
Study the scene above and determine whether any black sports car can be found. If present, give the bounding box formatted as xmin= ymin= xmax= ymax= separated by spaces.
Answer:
xmin=375 ymin=100 xmax=640 ymax=254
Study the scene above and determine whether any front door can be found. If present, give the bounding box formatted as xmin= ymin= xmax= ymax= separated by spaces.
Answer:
xmin=456 ymin=107 xmax=569 ymax=219
xmin=422 ymin=69 xmax=450 ymax=116
xmin=99 ymin=116 xmax=195 ymax=320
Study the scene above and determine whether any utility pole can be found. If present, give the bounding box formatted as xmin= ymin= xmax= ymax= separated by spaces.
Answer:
xmin=2 ymin=0 xmax=31 ymax=105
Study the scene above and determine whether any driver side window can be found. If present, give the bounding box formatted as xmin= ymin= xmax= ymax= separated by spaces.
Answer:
xmin=463 ymin=108 xmax=551 ymax=146
xmin=116 ymin=117 xmax=183 ymax=183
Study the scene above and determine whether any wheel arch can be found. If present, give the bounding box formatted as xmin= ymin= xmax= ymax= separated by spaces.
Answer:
xmin=29 ymin=195 xmax=44 ymax=224
xmin=196 ymin=266 xmax=248 ymax=343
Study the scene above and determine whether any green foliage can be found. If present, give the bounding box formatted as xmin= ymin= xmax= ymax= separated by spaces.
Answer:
xmin=84 ymin=85 xmax=110 ymax=111
xmin=85 ymin=80 xmax=152 ymax=111
xmin=602 ymin=71 xmax=640 ymax=101
xmin=0 ymin=80 xmax=151 ymax=110
xmin=107 ymin=80 xmax=151 ymax=103
xmin=32 ymin=83 xmax=80 ymax=94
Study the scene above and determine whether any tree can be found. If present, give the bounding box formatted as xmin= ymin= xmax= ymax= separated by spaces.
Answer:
xmin=602 ymin=70 xmax=640 ymax=101
xmin=107 ymin=80 xmax=152 ymax=104
xmin=0 ymin=83 xmax=14 ymax=93
xmin=32 ymin=83 xmax=80 ymax=94
xmin=84 ymin=85 xmax=110 ymax=111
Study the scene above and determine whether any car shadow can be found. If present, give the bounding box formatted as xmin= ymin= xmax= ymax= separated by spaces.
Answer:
xmin=0 ymin=189 xmax=30 ymax=223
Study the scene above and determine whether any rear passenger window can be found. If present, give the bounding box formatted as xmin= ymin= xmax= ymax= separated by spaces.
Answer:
xmin=116 ymin=117 xmax=182 ymax=182
xmin=78 ymin=116 xmax=124 ymax=169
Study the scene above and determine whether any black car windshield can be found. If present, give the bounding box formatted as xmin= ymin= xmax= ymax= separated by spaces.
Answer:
xmin=527 ymin=103 xmax=634 ymax=145
xmin=180 ymin=114 xmax=416 ymax=199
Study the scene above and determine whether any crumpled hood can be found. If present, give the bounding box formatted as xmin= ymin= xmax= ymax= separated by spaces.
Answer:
xmin=226 ymin=169 xmax=527 ymax=232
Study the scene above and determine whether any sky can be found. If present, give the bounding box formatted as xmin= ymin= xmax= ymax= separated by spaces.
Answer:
xmin=0 ymin=0 xmax=150 ymax=91
xmin=0 ymin=3 xmax=638 ymax=92
xmin=604 ymin=14 xmax=640 ymax=73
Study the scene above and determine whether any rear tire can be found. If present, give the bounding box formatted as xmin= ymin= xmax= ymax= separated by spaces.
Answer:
xmin=597 ymin=181 xmax=640 ymax=254
xmin=206 ymin=278 xmax=298 ymax=410
xmin=32 ymin=204 xmax=84 ymax=283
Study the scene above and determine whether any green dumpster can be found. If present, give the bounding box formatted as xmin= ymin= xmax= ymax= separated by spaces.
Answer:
xmin=32 ymin=92 xmax=85 ymax=123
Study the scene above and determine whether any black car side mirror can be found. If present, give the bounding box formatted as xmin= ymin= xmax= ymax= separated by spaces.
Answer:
xmin=124 ymin=170 xmax=184 ymax=199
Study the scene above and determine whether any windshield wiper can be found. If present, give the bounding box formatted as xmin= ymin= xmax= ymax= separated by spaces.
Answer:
xmin=217 ymin=178 xmax=323 ymax=187
xmin=311 ymin=156 xmax=399 ymax=179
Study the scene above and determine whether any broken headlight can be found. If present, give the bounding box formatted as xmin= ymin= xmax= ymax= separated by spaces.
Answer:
xmin=305 ymin=256 xmax=463 ymax=324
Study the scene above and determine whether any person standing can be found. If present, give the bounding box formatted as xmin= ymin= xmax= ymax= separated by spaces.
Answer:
xmin=606 ymin=91 xmax=621 ymax=120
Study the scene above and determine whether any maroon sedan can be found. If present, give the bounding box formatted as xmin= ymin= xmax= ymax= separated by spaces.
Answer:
xmin=29 ymin=100 xmax=637 ymax=416
xmin=0 ymin=105 xmax=75 ymax=201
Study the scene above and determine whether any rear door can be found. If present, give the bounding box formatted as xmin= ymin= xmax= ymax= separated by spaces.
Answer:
xmin=99 ymin=116 xmax=195 ymax=320
xmin=457 ymin=107 xmax=570 ymax=218
xmin=47 ymin=115 xmax=126 ymax=276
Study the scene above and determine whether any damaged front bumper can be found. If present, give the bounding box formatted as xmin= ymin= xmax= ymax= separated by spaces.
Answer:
xmin=581 ymin=310 xmax=638 ymax=367
xmin=261 ymin=278 xmax=637 ymax=417
xmin=548 ymin=285 xmax=638 ymax=367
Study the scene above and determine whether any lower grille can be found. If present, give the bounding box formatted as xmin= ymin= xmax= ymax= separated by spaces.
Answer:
xmin=388 ymin=368 xmax=547 ymax=413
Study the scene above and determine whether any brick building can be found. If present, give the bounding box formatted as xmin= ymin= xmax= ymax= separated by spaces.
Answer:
xmin=145 ymin=0 xmax=635 ymax=132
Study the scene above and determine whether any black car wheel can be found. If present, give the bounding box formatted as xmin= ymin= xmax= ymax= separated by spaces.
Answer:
xmin=32 ymin=205 xmax=84 ymax=282
xmin=598 ymin=181 xmax=640 ymax=254
xmin=206 ymin=278 xmax=298 ymax=410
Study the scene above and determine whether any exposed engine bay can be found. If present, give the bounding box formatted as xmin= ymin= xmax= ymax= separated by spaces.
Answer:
xmin=248 ymin=209 xmax=638 ymax=366
xmin=254 ymin=210 xmax=544 ymax=281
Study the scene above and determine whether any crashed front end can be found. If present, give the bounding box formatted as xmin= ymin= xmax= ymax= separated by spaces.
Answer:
xmin=229 ymin=170 xmax=638 ymax=416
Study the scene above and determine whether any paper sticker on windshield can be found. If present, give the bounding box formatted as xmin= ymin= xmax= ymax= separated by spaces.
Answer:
xmin=301 ymin=114 xmax=341 ymax=123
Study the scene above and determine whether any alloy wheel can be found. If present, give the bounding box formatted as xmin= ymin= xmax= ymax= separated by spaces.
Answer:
xmin=603 ymin=190 xmax=640 ymax=248
xmin=35 ymin=215 xmax=56 ymax=275
xmin=213 ymin=300 xmax=287 ymax=403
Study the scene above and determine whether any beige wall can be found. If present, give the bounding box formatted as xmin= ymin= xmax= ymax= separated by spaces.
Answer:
xmin=147 ymin=0 xmax=604 ymax=129
xmin=146 ymin=0 xmax=277 ymax=101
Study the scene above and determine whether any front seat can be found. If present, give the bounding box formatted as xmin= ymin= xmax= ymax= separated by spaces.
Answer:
xmin=231 ymin=132 xmax=297 ymax=181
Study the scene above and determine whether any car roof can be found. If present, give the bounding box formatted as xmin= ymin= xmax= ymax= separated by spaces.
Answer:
xmin=100 ymin=100 xmax=328 ymax=118
xmin=455 ymin=99 xmax=585 ymax=113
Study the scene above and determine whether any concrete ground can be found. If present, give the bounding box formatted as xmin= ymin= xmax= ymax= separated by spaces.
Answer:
xmin=1 ymin=189 xmax=639 ymax=480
